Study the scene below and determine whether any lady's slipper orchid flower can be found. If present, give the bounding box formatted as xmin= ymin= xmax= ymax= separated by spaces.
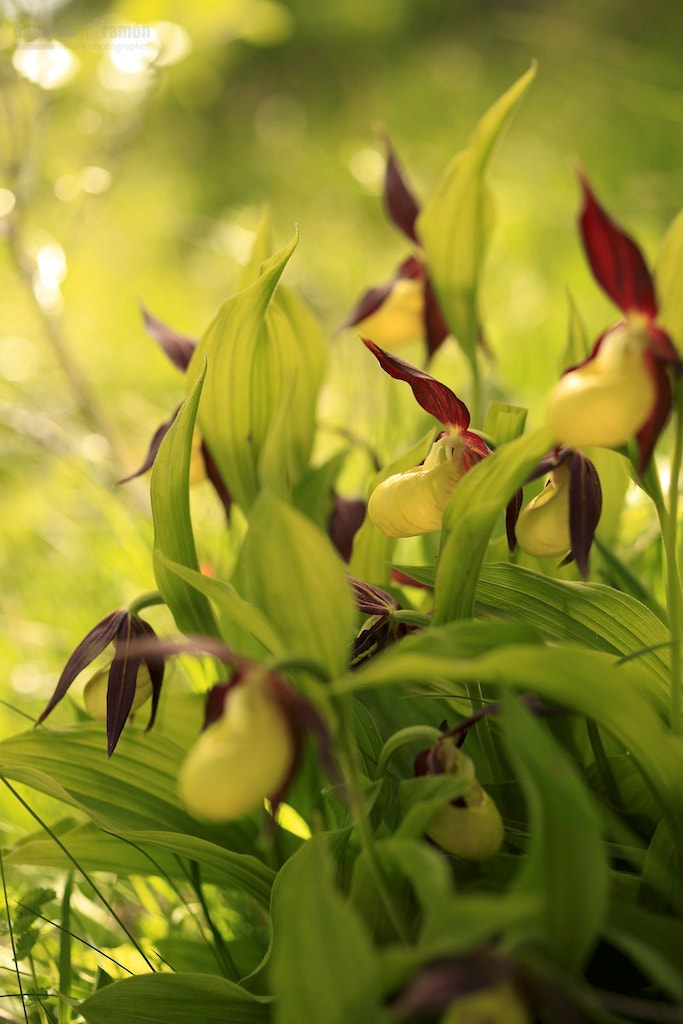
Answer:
xmin=506 ymin=447 xmax=602 ymax=579
xmin=36 ymin=609 xmax=164 ymax=757
xmin=179 ymin=664 xmax=335 ymax=822
xmin=342 ymin=142 xmax=450 ymax=359
xmin=548 ymin=177 xmax=681 ymax=472
xmin=363 ymin=339 xmax=490 ymax=537
xmin=415 ymin=738 xmax=504 ymax=860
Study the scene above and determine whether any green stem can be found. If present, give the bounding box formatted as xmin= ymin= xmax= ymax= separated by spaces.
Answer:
xmin=375 ymin=725 xmax=443 ymax=779
xmin=334 ymin=697 xmax=410 ymax=944
xmin=127 ymin=592 xmax=165 ymax=616
xmin=664 ymin=383 xmax=683 ymax=735
xmin=390 ymin=610 xmax=431 ymax=629
xmin=0 ymin=844 xmax=29 ymax=1023
xmin=189 ymin=862 xmax=239 ymax=981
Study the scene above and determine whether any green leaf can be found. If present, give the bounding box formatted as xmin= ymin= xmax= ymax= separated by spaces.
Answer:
xmin=417 ymin=63 xmax=536 ymax=365
xmin=656 ymin=206 xmax=683 ymax=346
xmin=475 ymin=563 xmax=670 ymax=712
xmin=238 ymin=493 xmax=355 ymax=677
xmin=59 ymin=873 xmax=74 ymax=1024
xmin=187 ymin=233 xmax=326 ymax=509
xmin=155 ymin=553 xmax=286 ymax=658
xmin=269 ymin=835 xmax=381 ymax=1024
xmin=482 ymin=401 xmax=527 ymax=446
xmin=237 ymin=206 xmax=273 ymax=290
xmin=433 ymin=425 xmax=554 ymax=622
xmin=332 ymin=629 xmax=683 ymax=844
xmin=0 ymin=725 xmax=260 ymax=852
xmin=605 ymin=902 xmax=683 ymax=1003
xmin=397 ymin=775 xmax=475 ymax=839
xmin=150 ymin=361 xmax=218 ymax=637
xmin=349 ymin=428 xmax=436 ymax=585
xmin=501 ymin=694 xmax=608 ymax=973
xmin=79 ymin=973 xmax=271 ymax=1024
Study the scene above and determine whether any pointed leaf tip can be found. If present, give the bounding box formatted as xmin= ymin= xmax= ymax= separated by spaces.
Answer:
xmin=361 ymin=338 xmax=470 ymax=428
xmin=578 ymin=174 xmax=658 ymax=318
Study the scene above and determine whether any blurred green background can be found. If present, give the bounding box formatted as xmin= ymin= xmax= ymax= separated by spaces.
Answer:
xmin=2 ymin=0 xmax=683 ymax=739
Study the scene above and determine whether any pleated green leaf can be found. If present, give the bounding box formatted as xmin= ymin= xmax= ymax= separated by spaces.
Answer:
xmin=656 ymin=206 xmax=683 ymax=346
xmin=417 ymin=63 xmax=536 ymax=365
xmin=332 ymin=630 xmax=683 ymax=843
xmin=433 ymin=425 xmax=554 ymax=622
xmin=238 ymin=493 xmax=355 ymax=677
xmin=150 ymin=361 xmax=218 ymax=637
xmin=269 ymin=835 xmax=381 ymax=1024
xmin=79 ymin=974 xmax=271 ymax=1024
xmin=187 ymin=233 xmax=327 ymax=510
xmin=501 ymin=694 xmax=608 ymax=973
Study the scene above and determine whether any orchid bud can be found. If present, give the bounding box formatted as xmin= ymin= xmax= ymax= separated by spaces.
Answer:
xmin=83 ymin=662 xmax=153 ymax=721
xmin=368 ymin=431 xmax=468 ymax=538
xmin=178 ymin=671 xmax=295 ymax=822
xmin=419 ymin=741 xmax=504 ymax=861
xmin=440 ymin=981 xmax=532 ymax=1024
xmin=548 ymin=321 xmax=656 ymax=450
xmin=514 ymin=462 xmax=571 ymax=559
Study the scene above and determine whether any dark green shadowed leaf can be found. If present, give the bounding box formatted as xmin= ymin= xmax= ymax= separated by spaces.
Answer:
xmin=238 ymin=493 xmax=355 ymax=677
xmin=433 ymin=426 xmax=553 ymax=623
xmin=500 ymin=693 xmax=608 ymax=974
xmin=269 ymin=835 xmax=382 ymax=1024
xmin=417 ymin=64 xmax=536 ymax=366
xmin=150 ymin=361 xmax=218 ymax=637
xmin=79 ymin=973 xmax=271 ymax=1024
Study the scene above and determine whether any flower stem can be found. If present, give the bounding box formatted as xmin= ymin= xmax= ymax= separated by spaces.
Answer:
xmin=127 ymin=591 xmax=165 ymax=616
xmin=664 ymin=381 xmax=683 ymax=734
xmin=334 ymin=696 xmax=410 ymax=944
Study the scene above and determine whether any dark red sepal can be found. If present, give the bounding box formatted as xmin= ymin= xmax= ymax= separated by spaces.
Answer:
xmin=566 ymin=450 xmax=602 ymax=580
xmin=423 ymin=273 xmax=450 ymax=359
xmin=579 ymin=175 xmax=658 ymax=318
xmin=141 ymin=306 xmax=197 ymax=372
xmin=505 ymin=488 xmax=523 ymax=553
xmin=635 ymin=351 xmax=673 ymax=475
xmin=36 ymin=610 xmax=128 ymax=725
xmin=362 ymin=338 xmax=470 ymax=428
xmin=118 ymin=407 xmax=179 ymax=484
xmin=200 ymin=441 xmax=233 ymax=521
xmin=106 ymin=615 xmax=139 ymax=758
xmin=328 ymin=494 xmax=366 ymax=562
xmin=646 ymin=323 xmax=682 ymax=368
xmin=340 ymin=256 xmax=422 ymax=332
xmin=135 ymin=618 xmax=165 ymax=734
xmin=384 ymin=139 xmax=420 ymax=243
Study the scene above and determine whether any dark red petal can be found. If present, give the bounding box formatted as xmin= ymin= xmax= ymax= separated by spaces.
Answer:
xmin=339 ymin=256 xmax=422 ymax=332
xmin=329 ymin=494 xmax=366 ymax=563
xmin=36 ymin=610 xmax=128 ymax=725
xmin=348 ymin=576 xmax=399 ymax=615
xmin=646 ymin=324 xmax=682 ymax=367
xmin=391 ymin=954 xmax=515 ymax=1017
xmin=202 ymin=680 xmax=234 ymax=730
xmin=200 ymin=441 xmax=232 ymax=521
xmin=579 ymin=176 xmax=658 ymax=318
xmin=390 ymin=567 xmax=433 ymax=590
xmin=106 ymin=616 xmax=140 ymax=757
xmin=384 ymin=138 xmax=420 ymax=243
xmin=423 ymin=274 xmax=450 ymax=360
xmin=635 ymin=352 xmax=673 ymax=475
xmin=568 ymin=451 xmax=602 ymax=580
xmin=362 ymin=338 xmax=470 ymax=428
xmin=141 ymin=306 xmax=197 ymax=372
xmin=133 ymin=618 xmax=165 ymax=734
xmin=270 ymin=677 xmax=339 ymax=813
xmin=117 ymin=408 xmax=179 ymax=484
xmin=505 ymin=488 xmax=523 ymax=553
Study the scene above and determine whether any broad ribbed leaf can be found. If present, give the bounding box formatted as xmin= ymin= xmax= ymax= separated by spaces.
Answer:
xmin=657 ymin=206 xmax=683 ymax=345
xmin=150 ymin=362 xmax=218 ymax=637
xmin=187 ymin=233 xmax=326 ymax=510
xmin=270 ymin=835 xmax=381 ymax=1024
xmin=79 ymin=974 xmax=270 ymax=1024
xmin=238 ymin=494 xmax=354 ymax=677
xmin=417 ymin=64 xmax=536 ymax=365
xmin=433 ymin=425 xmax=553 ymax=622
xmin=332 ymin=631 xmax=683 ymax=842
xmin=156 ymin=553 xmax=285 ymax=658
xmin=482 ymin=401 xmax=527 ymax=446
xmin=501 ymin=694 xmax=608 ymax=973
